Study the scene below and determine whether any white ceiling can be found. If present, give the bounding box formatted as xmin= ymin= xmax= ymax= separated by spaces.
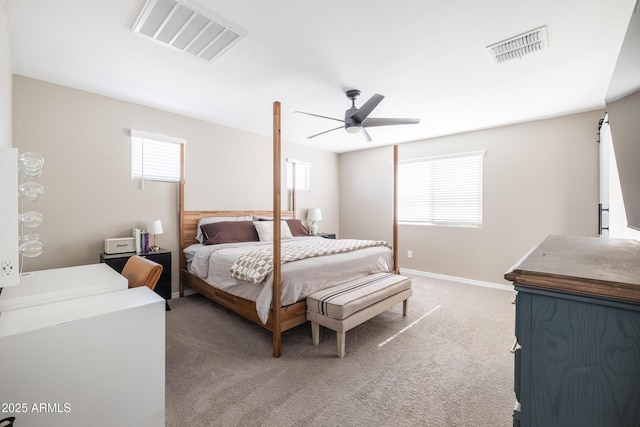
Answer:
xmin=4 ymin=0 xmax=639 ymax=153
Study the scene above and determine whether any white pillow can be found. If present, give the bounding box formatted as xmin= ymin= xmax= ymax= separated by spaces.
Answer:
xmin=195 ymin=216 xmax=252 ymax=242
xmin=253 ymin=221 xmax=293 ymax=241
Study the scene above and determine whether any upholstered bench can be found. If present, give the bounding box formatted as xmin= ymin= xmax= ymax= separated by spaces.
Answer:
xmin=306 ymin=272 xmax=412 ymax=358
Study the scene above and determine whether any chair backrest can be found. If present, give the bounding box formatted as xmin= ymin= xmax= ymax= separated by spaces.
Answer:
xmin=121 ymin=255 xmax=163 ymax=291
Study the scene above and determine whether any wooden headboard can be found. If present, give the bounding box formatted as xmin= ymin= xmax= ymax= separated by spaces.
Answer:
xmin=180 ymin=210 xmax=295 ymax=249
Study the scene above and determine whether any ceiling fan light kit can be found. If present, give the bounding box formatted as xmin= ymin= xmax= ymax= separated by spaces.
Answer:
xmin=295 ymin=89 xmax=420 ymax=142
xmin=345 ymin=124 xmax=361 ymax=134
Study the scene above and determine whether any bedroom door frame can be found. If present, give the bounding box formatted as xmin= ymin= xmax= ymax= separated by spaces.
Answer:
xmin=599 ymin=113 xmax=640 ymax=240
xmin=599 ymin=114 xmax=610 ymax=237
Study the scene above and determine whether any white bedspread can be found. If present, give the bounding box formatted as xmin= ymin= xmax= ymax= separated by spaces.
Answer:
xmin=184 ymin=237 xmax=393 ymax=323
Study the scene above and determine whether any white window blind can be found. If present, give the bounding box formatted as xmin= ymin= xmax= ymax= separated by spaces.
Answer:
xmin=286 ymin=159 xmax=311 ymax=191
xmin=131 ymin=131 xmax=184 ymax=183
xmin=398 ymin=151 xmax=484 ymax=226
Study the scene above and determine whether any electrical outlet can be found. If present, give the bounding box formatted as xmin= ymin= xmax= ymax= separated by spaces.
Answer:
xmin=2 ymin=260 xmax=15 ymax=276
xmin=407 ymin=250 xmax=413 ymax=259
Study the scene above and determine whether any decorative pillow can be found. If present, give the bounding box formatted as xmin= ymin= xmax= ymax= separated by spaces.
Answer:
xmin=200 ymin=221 xmax=259 ymax=245
xmin=195 ymin=215 xmax=252 ymax=242
xmin=286 ymin=219 xmax=309 ymax=237
xmin=253 ymin=220 xmax=294 ymax=241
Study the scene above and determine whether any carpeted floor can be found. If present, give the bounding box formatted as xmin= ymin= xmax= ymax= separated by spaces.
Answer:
xmin=165 ymin=274 xmax=516 ymax=426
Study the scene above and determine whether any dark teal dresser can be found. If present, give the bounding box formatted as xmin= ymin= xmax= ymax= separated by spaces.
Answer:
xmin=505 ymin=235 xmax=640 ymax=427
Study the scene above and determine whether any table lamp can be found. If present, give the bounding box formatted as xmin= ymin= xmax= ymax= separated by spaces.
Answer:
xmin=147 ymin=219 xmax=163 ymax=252
xmin=306 ymin=208 xmax=322 ymax=235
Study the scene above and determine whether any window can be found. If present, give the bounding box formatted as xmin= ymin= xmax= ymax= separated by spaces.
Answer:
xmin=398 ymin=151 xmax=484 ymax=226
xmin=286 ymin=159 xmax=311 ymax=191
xmin=131 ymin=130 xmax=184 ymax=183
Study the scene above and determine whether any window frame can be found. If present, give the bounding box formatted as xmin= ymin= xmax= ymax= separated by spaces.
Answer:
xmin=131 ymin=130 xmax=185 ymax=184
xmin=397 ymin=150 xmax=484 ymax=227
xmin=286 ymin=159 xmax=311 ymax=192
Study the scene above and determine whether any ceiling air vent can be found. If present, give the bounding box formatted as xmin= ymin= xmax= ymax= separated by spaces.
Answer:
xmin=132 ymin=0 xmax=246 ymax=62
xmin=486 ymin=26 xmax=548 ymax=64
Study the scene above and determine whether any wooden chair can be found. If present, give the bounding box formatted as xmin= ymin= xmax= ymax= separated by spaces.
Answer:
xmin=121 ymin=255 xmax=163 ymax=291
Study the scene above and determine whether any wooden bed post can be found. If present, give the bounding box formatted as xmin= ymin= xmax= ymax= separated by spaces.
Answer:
xmin=273 ymin=101 xmax=283 ymax=358
xmin=291 ymin=162 xmax=296 ymax=217
xmin=393 ymin=144 xmax=399 ymax=274
xmin=179 ymin=142 xmax=186 ymax=297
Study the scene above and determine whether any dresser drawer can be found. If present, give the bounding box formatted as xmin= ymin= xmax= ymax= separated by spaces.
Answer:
xmin=513 ymin=401 xmax=521 ymax=427
xmin=513 ymin=289 xmax=532 ymax=425
xmin=514 ymin=344 xmax=521 ymax=402
xmin=514 ymin=287 xmax=640 ymax=426
xmin=515 ymin=291 xmax=527 ymax=343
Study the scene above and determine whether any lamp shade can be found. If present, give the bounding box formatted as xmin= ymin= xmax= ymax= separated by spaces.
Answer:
xmin=307 ymin=208 xmax=322 ymax=221
xmin=147 ymin=219 xmax=163 ymax=235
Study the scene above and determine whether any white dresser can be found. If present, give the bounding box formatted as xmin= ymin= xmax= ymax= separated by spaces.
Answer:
xmin=0 ymin=264 xmax=165 ymax=427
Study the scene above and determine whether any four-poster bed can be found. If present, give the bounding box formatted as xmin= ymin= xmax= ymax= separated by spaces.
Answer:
xmin=179 ymin=102 xmax=400 ymax=357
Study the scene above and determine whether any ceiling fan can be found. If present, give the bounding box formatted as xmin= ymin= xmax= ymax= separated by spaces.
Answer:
xmin=294 ymin=90 xmax=421 ymax=142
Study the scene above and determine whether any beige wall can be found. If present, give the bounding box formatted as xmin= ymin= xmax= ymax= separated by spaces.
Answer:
xmin=0 ymin=0 xmax=11 ymax=148
xmin=10 ymin=74 xmax=604 ymax=288
xmin=183 ymin=118 xmax=340 ymax=234
xmin=12 ymin=76 xmax=339 ymax=294
xmin=339 ymin=111 xmax=603 ymax=284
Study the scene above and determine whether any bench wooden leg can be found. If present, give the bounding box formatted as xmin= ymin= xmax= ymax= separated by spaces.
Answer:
xmin=403 ymin=298 xmax=409 ymax=316
xmin=311 ymin=321 xmax=320 ymax=345
xmin=337 ymin=331 xmax=346 ymax=358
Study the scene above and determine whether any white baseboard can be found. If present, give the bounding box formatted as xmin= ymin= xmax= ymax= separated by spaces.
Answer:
xmin=399 ymin=268 xmax=513 ymax=292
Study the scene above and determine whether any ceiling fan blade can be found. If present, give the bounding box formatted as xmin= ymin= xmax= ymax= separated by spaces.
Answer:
xmin=307 ymin=125 xmax=344 ymax=139
xmin=362 ymin=117 xmax=421 ymax=128
xmin=350 ymin=94 xmax=384 ymax=123
xmin=294 ymin=111 xmax=345 ymax=123
xmin=360 ymin=127 xmax=372 ymax=142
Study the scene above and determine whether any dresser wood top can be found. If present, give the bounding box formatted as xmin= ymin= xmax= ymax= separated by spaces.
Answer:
xmin=505 ymin=235 xmax=640 ymax=303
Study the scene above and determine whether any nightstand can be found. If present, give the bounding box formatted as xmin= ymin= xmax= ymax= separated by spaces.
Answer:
xmin=317 ymin=232 xmax=336 ymax=239
xmin=100 ymin=248 xmax=172 ymax=310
